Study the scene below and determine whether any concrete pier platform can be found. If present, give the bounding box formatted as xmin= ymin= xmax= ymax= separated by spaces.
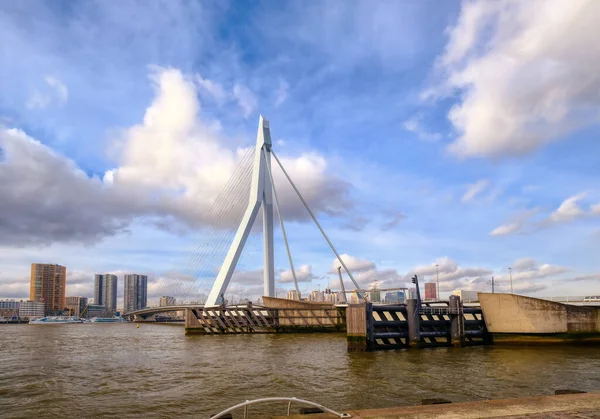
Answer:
xmin=274 ymin=392 xmax=600 ymax=419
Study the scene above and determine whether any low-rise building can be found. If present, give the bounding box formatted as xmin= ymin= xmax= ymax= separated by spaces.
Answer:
xmin=86 ymin=304 xmax=108 ymax=318
xmin=66 ymin=296 xmax=88 ymax=317
xmin=19 ymin=301 xmax=45 ymax=318
xmin=309 ymin=290 xmax=325 ymax=302
xmin=0 ymin=300 xmax=20 ymax=318
xmin=286 ymin=290 xmax=301 ymax=300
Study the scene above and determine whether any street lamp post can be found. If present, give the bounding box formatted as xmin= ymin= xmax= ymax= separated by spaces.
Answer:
xmin=435 ymin=264 xmax=440 ymax=300
xmin=509 ymin=267 xmax=513 ymax=294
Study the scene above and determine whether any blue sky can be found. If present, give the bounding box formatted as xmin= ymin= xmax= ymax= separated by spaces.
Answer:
xmin=1 ymin=0 xmax=600 ymax=305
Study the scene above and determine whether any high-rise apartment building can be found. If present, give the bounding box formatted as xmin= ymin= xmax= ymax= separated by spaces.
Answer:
xmin=66 ymin=296 xmax=88 ymax=317
xmin=30 ymin=264 xmax=66 ymax=315
xmin=124 ymin=274 xmax=147 ymax=312
xmin=94 ymin=274 xmax=118 ymax=313
xmin=159 ymin=296 xmax=176 ymax=307
xmin=425 ymin=282 xmax=437 ymax=300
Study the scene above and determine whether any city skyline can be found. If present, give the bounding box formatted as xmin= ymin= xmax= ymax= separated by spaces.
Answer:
xmin=2 ymin=1 xmax=600 ymax=303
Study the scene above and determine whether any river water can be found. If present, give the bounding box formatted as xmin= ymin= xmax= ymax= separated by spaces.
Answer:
xmin=1 ymin=323 xmax=600 ymax=418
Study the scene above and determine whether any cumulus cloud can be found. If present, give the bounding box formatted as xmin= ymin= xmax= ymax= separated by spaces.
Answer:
xmin=0 ymin=128 xmax=140 ymax=246
xmin=1 ymin=67 xmax=351 ymax=245
xmin=406 ymin=257 xmax=492 ymax=292
xmin=330 ymin=254 xmax=402 ymax=289
xmin=331 ymin=254 xmax=376 ymax=273
xmin=490 ymin=208 xmax=539 ymax=236
xmin=26 ymin=76 xmax=69 ymax=109
xmin=462 ymin=179 xmax=490 ymax=202
xmin=279 ymin=264 xmax=316 ymax=284
xmin=491 ymin=193 xmax=600 ymax=236
xmin=548 ymin=193 xmax=590 ymax=223
xmin=432 ymin=0 xmax=600 ymax=158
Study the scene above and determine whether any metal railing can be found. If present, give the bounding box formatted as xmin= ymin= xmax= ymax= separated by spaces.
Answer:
xmin=210 ymin=397 xmax=351 ymax=418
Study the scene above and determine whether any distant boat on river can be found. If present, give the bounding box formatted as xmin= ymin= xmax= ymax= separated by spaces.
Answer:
xmin=29 ymin=316 xmax=83 ymax=324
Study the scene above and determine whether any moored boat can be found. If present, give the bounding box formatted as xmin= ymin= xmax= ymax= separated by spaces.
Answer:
xmin=29 ymin=316 xmax=83 ymax=324
xmin=90 ymin=317 xmax=127 ymax=323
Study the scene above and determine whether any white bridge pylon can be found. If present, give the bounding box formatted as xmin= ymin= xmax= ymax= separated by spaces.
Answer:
xmin=205 ymin=116 xmax=362 ymax=307
xmin=205 ymin=116 xmax=274 ymax=307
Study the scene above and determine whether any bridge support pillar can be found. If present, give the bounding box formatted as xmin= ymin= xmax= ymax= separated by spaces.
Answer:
xmin=346 ymin=304 xmax=368 ymax=352
xmin=407 ymin=299 xmax=421 ymax=348
xmin=449 ymin=295 xmax=464 ymax=347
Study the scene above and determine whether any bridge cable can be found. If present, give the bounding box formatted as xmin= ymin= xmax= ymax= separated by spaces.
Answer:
xmin=271 ymin=150 xmax=363 ymax=295
xmin=262 ymin=148 xmax=300 ymax=296
xmin=176 ymin=147 xmax=255 ymax=300
xmin=164 ymin=148 xmax=253 ymax=299
xmin=157 ymin=147 xmax=255 ymax=302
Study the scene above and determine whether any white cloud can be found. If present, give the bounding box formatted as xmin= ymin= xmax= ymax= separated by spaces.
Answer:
xmin=462 ymin=179 xmax=490 ymax=202
xmin=402 ymin=113 xmax=442 ymax=142
xmin=275 ymin=80 xmax=289 ymax=107
xmin=512 ymin=258 xmax=538 ymax=272
xmin=433 ymin=0 xmax=600 ymax=158
xmin=1 ymin=67 xmax=352 ymax=245
xmin=26 ymin=76 xmax=68 ymax=109
xmin=233 ymin=84 xmax=257 ymax=118
xmin=548 ymin=193 xmax=588 ymax=223
xmin=279 ymin=264 xmax=315 ymax=284
xmin=331 ymin=254 xmax=376 ymax=273
xmin=490 ymin=223 xmax=520 ymax=237
xmin=490 ymin=208 xmax=539 ymax=236
xmin=195 ymin=74 xmax=227 ymax=103
xmin=330 ymin=254 xmax=402 ymax=289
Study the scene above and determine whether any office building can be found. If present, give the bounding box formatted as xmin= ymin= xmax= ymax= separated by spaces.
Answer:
xmin=86 ymin=304 xmax=107 ymax=318
xmin=124 ymin=274 xmax=147 ymax=312
xmin=286 ymin=290 xmax=301 ymax=300
xmin=30 ymin=263 xmax=66 ymax=315
xmin=425 ymin=282 xmax=437 ymax=300
xmin=384 ymin=291 xmax=404 ymax=304
xmin=66 ymin=296 xmax=88 ymax=317
xmin=19 ymin=300 xmax=45 ymax=318
xmin=94 ymin=274 xmax=118 ymax=313
xmin=159 ymin=296 xmax=176 ymax=307
xmin=0 ymin=300 xmax=20 ymax=318
xmin=368 ymin=288 xmax=381 ymax=303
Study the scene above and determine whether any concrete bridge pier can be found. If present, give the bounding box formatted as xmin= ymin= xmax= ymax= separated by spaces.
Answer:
xmin=449 ymin=295 xmax=464 ymax=347
xmin=406 ymin=299 xmax=421 ymax=348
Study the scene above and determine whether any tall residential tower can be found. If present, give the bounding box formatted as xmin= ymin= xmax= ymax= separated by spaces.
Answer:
xmin=30 ymin=264 xmax=66 ymax=315
xmin=124 ymin=274 xmax=147 ymax=312
xmin=94 ymin=274 xmax=118 ymax=313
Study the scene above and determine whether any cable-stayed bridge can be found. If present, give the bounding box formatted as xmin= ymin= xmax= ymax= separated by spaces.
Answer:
xmin=125 ymin=116 xmax=363 ymax=319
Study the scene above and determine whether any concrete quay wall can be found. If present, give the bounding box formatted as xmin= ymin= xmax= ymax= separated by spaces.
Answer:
xmin=478 ymin=293 xmax=600 ymax=335
xmin=274 ymin=391 xmax=600 ymax=419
